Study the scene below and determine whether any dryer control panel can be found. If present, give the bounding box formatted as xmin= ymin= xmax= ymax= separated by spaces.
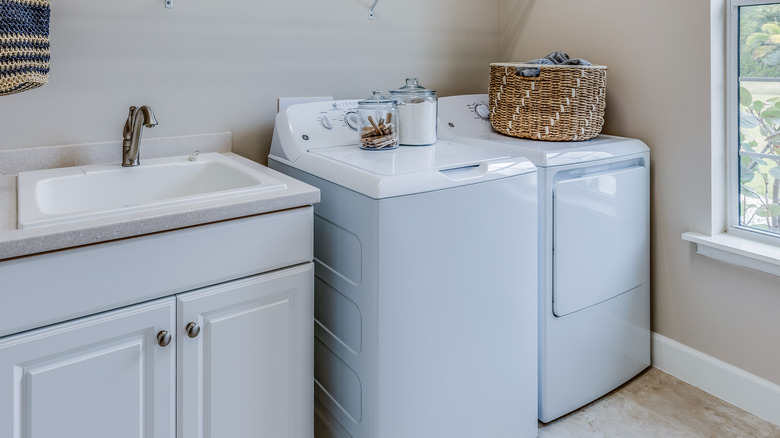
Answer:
xmin=437 ymin=94 xmax=650 ymax=168
xmin=437 ymin=94 xmax=493 ymax=139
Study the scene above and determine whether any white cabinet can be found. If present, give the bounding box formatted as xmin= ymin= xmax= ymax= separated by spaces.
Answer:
xmin=0 ymin=264 xmax=313 ymax=438
xmin=177 ymin=264 xmax=313 ymax=438
xmin=0 ymin=298 xmax=177 ymax=438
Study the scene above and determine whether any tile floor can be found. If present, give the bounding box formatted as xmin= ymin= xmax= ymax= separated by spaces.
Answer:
xmin=538 ymin=367 xmax=780 ymax=437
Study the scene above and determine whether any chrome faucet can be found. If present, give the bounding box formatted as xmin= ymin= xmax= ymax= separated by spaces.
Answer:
xmin=122 ymin=105 xmax=158 ymax=167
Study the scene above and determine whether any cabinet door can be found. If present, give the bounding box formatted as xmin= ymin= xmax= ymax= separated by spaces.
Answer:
xmin=0 ymin=298 xmax=176 ymax=438
xmin=178 ymin=263 xmax=314 ymax=438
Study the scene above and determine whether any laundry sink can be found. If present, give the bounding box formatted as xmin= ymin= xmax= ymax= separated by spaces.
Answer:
xmin=17 ymin=152 xmax=287 ymax=229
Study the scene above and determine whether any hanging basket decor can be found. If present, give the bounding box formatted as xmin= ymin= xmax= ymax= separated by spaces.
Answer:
xmin=0 ymin=0 xmax=51 ymax=96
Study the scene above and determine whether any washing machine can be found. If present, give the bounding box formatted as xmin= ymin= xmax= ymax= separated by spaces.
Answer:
xmin=268 ymin=99 xmax=539 ymax=438
xmin=438 ymin=94 xmax=650 ymax=423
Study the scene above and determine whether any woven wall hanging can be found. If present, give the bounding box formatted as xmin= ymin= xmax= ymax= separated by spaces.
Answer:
xmin=0 ymin=0 xmax=51 ymax=96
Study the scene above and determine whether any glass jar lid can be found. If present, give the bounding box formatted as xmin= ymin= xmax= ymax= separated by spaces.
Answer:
xmin=358 ymin=90 xmax=396 ymax=105
xmin=389 ymin=78 xmax=436 ymax=97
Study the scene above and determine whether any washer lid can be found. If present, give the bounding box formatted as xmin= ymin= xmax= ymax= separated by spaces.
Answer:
xmin=268 ymin=99 xmax=536 ymax=199
xmin=310 ymin=141 xmax=508 ymax=176
xmin=293 ymin=140 xmax=536 ymax=199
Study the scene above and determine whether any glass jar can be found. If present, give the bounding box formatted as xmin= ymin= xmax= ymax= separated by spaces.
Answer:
xmin=357 ymin=91 xmax=399 ymax=150
xmin=389 ymin=78 xmax=437 ymax=146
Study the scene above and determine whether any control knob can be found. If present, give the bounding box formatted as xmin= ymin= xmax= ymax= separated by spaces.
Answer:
xmin=344 ymin=111 xmax=358 ymax=131
xmin=474 ymin=103 xmax=490 ymax=120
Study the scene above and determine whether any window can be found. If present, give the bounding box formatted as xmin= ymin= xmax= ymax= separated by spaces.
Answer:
xmin=730 ymin=0 xmax=780 ymax=239
xmin=682 ymin=1 xmax=780 ymax=276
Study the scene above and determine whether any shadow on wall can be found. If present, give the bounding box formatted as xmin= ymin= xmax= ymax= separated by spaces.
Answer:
xmin=501 ymin=0 xmax=537 ymax=60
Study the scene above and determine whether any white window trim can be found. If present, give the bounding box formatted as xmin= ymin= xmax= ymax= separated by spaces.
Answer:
xmin=682 ymin=231 xmax=780 ymax=276
xmin=682 ymin=0 xmax=780 ymax=277
xmin=726 ymin=0 xmax=742 ymax=233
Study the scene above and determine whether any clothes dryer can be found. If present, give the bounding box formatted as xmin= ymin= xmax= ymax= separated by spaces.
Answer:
xmin=269 ymin=100 xmax=539 ymax=438
xmin=438 ymin=94 xmax=651 ymax=423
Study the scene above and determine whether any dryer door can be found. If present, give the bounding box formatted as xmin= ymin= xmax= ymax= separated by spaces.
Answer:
xmin=552 ymin=165 xmax=648 ymax=317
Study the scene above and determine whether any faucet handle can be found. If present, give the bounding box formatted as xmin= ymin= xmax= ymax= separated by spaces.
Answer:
xmin=123 ymin=106 xmax=137 ymax=139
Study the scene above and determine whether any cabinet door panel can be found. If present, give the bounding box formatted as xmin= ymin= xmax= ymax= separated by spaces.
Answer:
xmin=0 ymin=298 xmax=176 ymax=438
xmin=178 ymin=263 xmax=314 ymax=438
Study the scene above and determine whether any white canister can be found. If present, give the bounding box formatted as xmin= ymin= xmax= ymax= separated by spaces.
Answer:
xmin=389 ymin=78 xmax=437 ymax=146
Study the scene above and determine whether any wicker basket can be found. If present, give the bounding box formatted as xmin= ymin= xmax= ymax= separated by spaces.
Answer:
xmin=489 ymin=63 xmax=606 ymax=141
xmin=0 ymin=0 xmax=51 ymax=96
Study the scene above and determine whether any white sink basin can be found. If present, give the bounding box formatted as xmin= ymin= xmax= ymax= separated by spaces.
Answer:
xmin=17 ymin=153 xmax=287 ymax=229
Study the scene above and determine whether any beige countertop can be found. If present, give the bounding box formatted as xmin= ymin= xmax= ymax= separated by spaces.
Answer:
xmin=0 ymin=133 xmax=319 ymax=261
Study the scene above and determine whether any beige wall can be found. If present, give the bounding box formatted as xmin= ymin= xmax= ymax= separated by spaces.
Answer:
xmin=501 ymin=0 xmax=780 ymax=385
xmin=0 ymin=0 xmax=500 ymax=163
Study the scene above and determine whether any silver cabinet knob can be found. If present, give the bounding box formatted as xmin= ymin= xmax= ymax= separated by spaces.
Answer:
xmin=157 ymin=330 xmax=172 ymax=347
xmin=185 ymin=322 xmax=201 ymax=338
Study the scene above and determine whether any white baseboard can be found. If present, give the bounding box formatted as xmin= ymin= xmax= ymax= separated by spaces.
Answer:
xmin=652 ymin=332 xmax=780 ymax=427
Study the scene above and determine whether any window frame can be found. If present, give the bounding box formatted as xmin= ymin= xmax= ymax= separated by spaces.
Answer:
xmin=727 ymin=0 xmax=780 ymax=244
xmin=681 ymin=0 xmax=780 ymax=277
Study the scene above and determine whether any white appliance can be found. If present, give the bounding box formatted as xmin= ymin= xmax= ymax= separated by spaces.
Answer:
xmin=438 ymin=94 xmax=651 ymax=423
xmin=269 ymin=100 xmax=539 ymax=438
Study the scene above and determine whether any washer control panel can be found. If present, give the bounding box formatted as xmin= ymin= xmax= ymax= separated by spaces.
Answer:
xmin=312 ymin=101 xmax=358 ymax=134
xmin=317 ymin=111 xmax=358 ymax=131
xmin=271 ymin=100 xmax=361 ymax=162
xmin=312 ymin=101 xmax=359 ymax=133
xmin=292 ymin=100 xmax=360 ymax=146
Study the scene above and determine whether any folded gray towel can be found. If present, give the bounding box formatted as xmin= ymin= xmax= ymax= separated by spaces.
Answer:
xmin=517 ymin=52 xmax=592 ymax=77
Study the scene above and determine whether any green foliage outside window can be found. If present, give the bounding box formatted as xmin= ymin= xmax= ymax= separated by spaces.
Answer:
xmin=740 ymin=4 xmax=780 ymax=77
xmin=738 ymin=3 xmax=780 ymax=234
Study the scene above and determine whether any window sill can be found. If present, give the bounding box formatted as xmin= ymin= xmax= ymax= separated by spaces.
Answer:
xmin=682 ymin=231 xmax=780 ymax=277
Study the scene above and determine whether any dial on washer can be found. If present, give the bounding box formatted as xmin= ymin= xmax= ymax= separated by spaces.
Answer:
xmin=474 ymin=103 xmax=490 ymax=120
xmin=344 ymin=111 xmax=358 ymax=131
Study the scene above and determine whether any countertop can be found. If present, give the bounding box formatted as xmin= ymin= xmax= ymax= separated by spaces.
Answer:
xmin=0 ymin=133 xmax=320 ymax=261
